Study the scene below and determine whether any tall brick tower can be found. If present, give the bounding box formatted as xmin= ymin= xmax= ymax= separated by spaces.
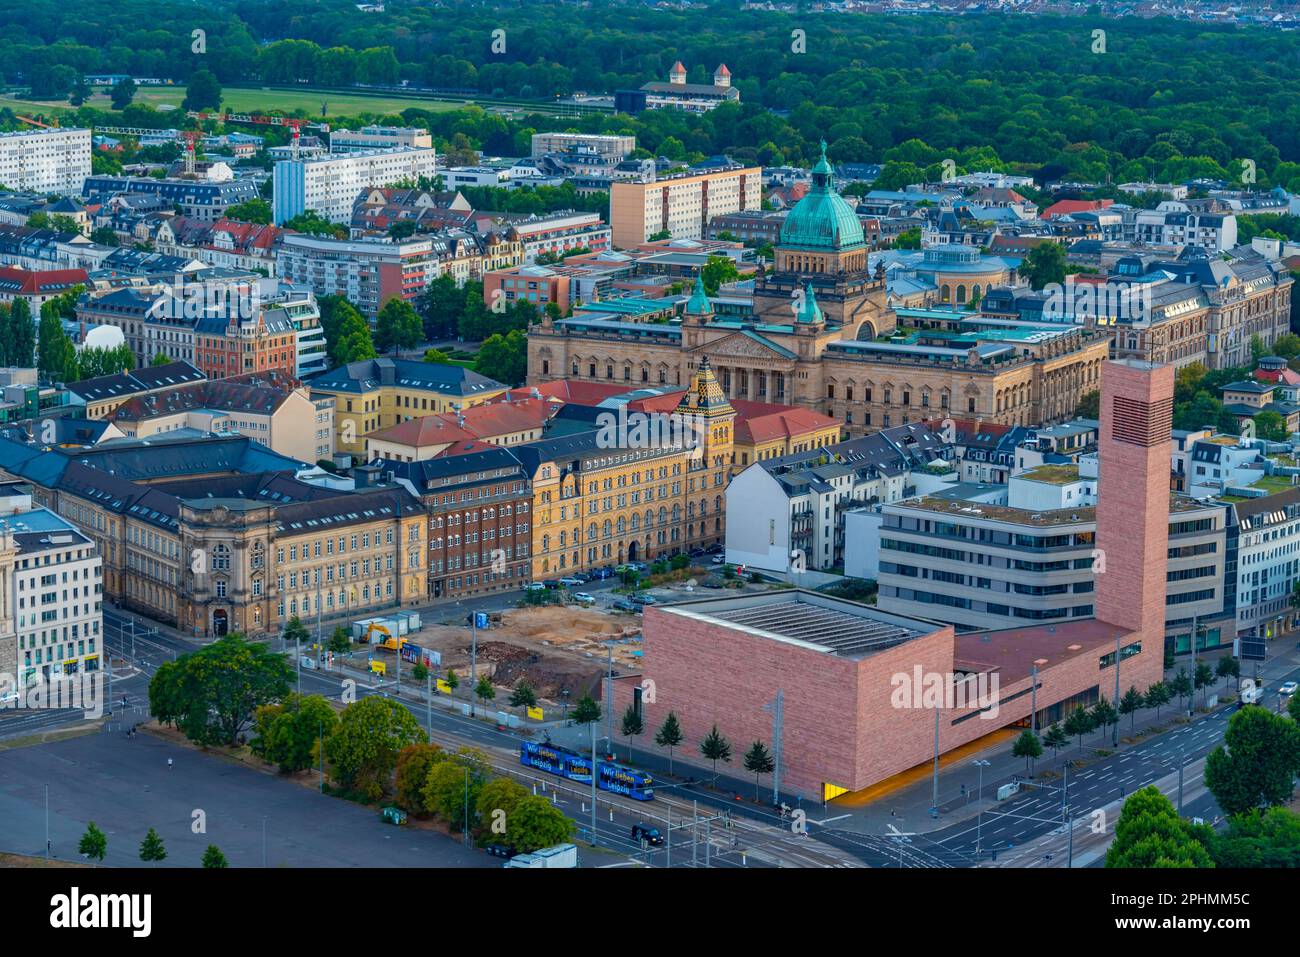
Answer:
xmin=1095 ymin=358 xmax=1175 ymax=688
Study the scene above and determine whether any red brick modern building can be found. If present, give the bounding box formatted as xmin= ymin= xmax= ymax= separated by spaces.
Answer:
xmin=621 ymin=358 xmax=1172 ymax=799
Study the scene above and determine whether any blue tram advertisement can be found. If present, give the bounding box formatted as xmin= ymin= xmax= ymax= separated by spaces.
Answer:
xmin=519 ymin=741 xmax=592 ymax=782
xmin=597 ymin=761 xmax=654 ymax=801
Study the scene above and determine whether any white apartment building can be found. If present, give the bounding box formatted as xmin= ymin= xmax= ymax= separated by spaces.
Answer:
xmin=507 ymin=211 xmax=612 ymax=263
xmin=330 ymin=126 xmax=433 ymax=154
xmin=0 ymin=128 xmax=92 ymax=195
xmin=610 ymin=165 xmax=762 ymax=247
xmin=531 ymin=133 xmax=635 ymax=160
xmin=272 ymin=147 xmax=438 ymax=225
xmin=275 ymin=234 xmax=439 ymax=320
xmin=1133 ymin=201 xmax=1237 ymax=252
xmin=0 ymin=485 xmax=103 ymax=681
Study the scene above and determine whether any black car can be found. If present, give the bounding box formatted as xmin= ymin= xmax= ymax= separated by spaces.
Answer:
xmin=542 ymin=579 xmax=561 ymax=590
xmin=485 ymin=843 xmax=516 ymax=859
xmin=631 ymin=824 xmax=664 ymax=847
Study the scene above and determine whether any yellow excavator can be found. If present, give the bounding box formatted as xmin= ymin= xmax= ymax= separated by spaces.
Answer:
xmin=365 ymin=621 xmax=408 ymax=652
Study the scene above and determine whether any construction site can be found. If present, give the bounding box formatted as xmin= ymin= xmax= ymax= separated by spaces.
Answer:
xmin=365 ymin=605 xmax=642 ymax=706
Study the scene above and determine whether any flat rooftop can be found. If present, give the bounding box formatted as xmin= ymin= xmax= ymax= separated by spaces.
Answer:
xmin=656 ymin=590 xmax=936 ymax=659
xmin=954 ymin=619 xmax=1130 ymax=684
xmin=1018 ymin=464 xmax=1083 ymax=485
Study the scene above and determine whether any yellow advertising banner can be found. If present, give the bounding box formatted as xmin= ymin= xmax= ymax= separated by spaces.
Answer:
xmin=526 ymin=705 xmax=544 ymax=721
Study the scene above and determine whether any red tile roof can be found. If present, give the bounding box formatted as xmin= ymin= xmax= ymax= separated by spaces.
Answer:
xmin=1040 ymin=199 xmax=1114 ymax=220
xmin=0 ymin=266 xmax=89 ymax=294
xmin=731 ymin=400 xmax=841 ymax=444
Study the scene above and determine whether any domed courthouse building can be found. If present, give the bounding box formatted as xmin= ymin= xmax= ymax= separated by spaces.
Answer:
xmin=527 ymin=144 xmax=1108 ymax=437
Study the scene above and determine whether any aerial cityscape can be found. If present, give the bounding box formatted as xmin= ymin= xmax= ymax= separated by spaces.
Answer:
xmin=0 ymin=0 xmax=1295 ymax=934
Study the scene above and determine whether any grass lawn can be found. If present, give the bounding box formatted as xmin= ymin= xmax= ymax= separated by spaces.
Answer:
xmin=2 ymin=86 xmax=469 ymax=121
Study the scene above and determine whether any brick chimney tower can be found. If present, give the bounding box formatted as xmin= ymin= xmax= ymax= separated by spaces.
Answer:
xmin=1095 ymin=358 xmax=1174 ymax=688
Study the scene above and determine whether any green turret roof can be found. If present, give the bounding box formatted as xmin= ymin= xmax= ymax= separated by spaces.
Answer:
xmin=684 ymin=272 xmax=713 ymax=316
xmin=779 ymin=139 xmax=866 ymax=252
xmin=795 ymin=282 xmax=824 ymax=324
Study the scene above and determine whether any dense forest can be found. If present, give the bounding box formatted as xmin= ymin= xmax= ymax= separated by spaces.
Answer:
xmin=5 ymin=0 xmax=1300 ymax=189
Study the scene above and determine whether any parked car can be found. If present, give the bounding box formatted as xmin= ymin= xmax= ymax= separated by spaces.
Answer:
xmin=573 ymin=592 xmax=596 ymax=605
xmin=631 ymin=823 xmax=664 ymax=847
xmin=612 ymin=598 xmax=640 ymax=612
xmin=485 ymin=842 xmax=516 ymax=859
xmin=711 ymin=554 xmax=725 ymax=564
xmin=1280 ymin=681 xmax=1298 ymax=696
xmin=559 ymin=577 xmax=583 ymax=587
xmin=542 ymin=579 xmax=561 ymax=590
xmin=524 ymin=582 xmax=546 ymax=592
xmin=630 ymin=593 xmax=658 ymax=606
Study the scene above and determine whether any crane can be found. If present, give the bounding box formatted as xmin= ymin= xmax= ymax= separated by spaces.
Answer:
xmin=185 ymin=110 xmax=330 ymax=161
xmin=16 ymin=114 xmax=58 ymax=130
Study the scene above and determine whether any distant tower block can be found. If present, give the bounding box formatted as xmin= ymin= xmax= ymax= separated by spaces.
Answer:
xmin=1095 ymin=358 xmax=1174 ymax=686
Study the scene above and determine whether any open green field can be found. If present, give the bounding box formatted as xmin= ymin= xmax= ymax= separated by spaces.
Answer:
xmin=2 ymin=84 xmax=590 ymax=121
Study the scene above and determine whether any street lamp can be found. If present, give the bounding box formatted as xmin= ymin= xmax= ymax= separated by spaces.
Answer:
xmin=972 ymin=759 xmax=990 ymax=855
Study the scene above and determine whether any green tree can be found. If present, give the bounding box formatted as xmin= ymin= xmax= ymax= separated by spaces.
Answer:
xmin=138 ymin=827 xmax=167 ymax=866
xmin=701 ymin=255 xmax=740 ymax=296
xmin=424 ymin=348 xmax=452 ymax=364
xmin=110 ymin=77 xmax=137 ymax=110
xmin=325 ymin=696 xmax=427 ymax=800
xmin=699 ymin=724 xmax=732 ymax=785
xmin=7 ymin=299 xmax=35 ymax=368
xmin=1253 ymin=410 xmax=1290 ymax=442
xmin=620 ymin=704 xmax=644 ymax=764
xmin=444 ymin=668 xmax=460 ymax=693
xmin=201 ymin=844 xmax=229 ymax=868
xmin=1145 ymin=680 xmax=1172 ymax=719
xmin=1043 ymin=723 xmax=1069 ymax=764
xmin=1074 ymin=389 xmax=1100 ymax=419
xmin=282 ymin=615 xmax=309 ymax=649
xmin=655 ymin=711 xmax=684 ymax=775
xmin=475 ymin=776 xmax=529 ymax=845
xmin=37 ymin=309 xmax=78 ymax=383
xmin=1211 ymin=807 xmax=1300 ymax=868
xmin=1193 ymin=661 xmax=1215 ymax=707
xmin=183 ymin=68 xmax=222 ymax=112
xmin=893 ymin=228 xmax=922 ymax=250
xmin=1216 ymin=656 xmax=1240 ymax=690
xmin=150 ymin=352 xmax=172 ymax=366
xmin=473 ymin=329 xmax=527 ymax=386
xmin=571 ymin=695 xmax=601 ymax=725
xmin=742 ymin=739 xmax=775 ymax=799
xmin=251 ymin=692 xmax=338 ymax=774
xmin=506 ymin=794 xmax=576 ymax=852
xmin=1063 ymin=705 xmax=1095 ymax=750
xmin=223 ymin=198 xmax=273 ymax=225
xmin=374 ymin=297 xmax=423 ymax=355
xmin=1119 ymin=686 xmax=1145 ymax=735
xmin=1204 ymin=707 xmax=1300 ymax=817
xmin=394 ymin=742 xmax=445 ymax=815
xmin=1011 ymin=729 xmax=1043 ymax=775
xmin=1105 ymin=786 xmax=1213 ymax=868
xmin=508 ymin=679 xmax=538 ymax=717
xmin=1170 ymin=668 xmax=1194 ymax=712
xmin=148 ymin=634 xmax=292 ymax=747
xmin=78 ymin=821 xmax=107 ymax=862
xmin=328 ymin=625 xmax=351 ymax=654
xmin=474 ymin=673 xmax=496 ymax=710
xmin=1023 ymin=242 xmax=1068 ymax=290
xmin=89 ymin=226 xmax=120 ymax=246
xmin=416 ymin=273 xmax=467 ymax=340
xmin=421 ymin=747 xmax=490 ymax=832
xmin=1092 ymin=697 xmax=1118 ymax=743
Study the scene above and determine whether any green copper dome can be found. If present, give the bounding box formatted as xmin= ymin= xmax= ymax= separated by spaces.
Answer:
xmin=779 ymin=139 xmax=865 ymax=252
